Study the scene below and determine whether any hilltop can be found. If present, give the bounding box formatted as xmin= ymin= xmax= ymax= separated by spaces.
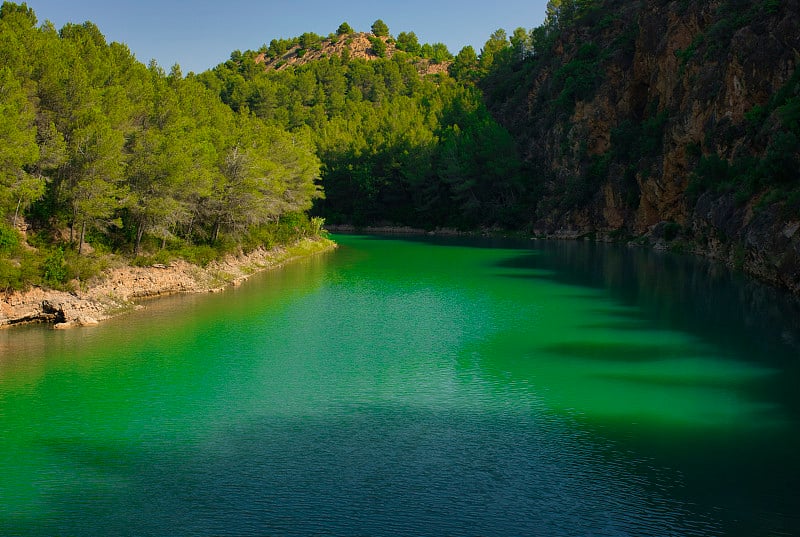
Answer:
xmin=253 ymin=32 xmax=450 ymax=76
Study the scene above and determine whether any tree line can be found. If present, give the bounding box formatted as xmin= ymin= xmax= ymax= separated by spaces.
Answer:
xmin=0 ymin=3 xmax=322 ymax=290
xmin=1 ymin=4 xmax=560 ymax=292
xmin=199 ymin=21 xmax=529 ymax=229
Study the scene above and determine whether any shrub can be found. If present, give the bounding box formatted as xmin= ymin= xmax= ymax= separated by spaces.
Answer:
xmin=64 ymin=250 xmax=109 ymax=284
xmin=42 ymin=248 xmax=68 ymax=287
xmin=763 ymin=0 xmax=780 ymax=14
xmin=0 ymin=224 xmax=20 ymax=254
xmin=554 ymin=45 xmax=602 ymax=114
xmin=663 ymin=221 xmax=681 ymax=241
xmin=369 ymin=37 xmax=387 ymax=58
xmin=175 ymin=245 xmax=218 ymax=267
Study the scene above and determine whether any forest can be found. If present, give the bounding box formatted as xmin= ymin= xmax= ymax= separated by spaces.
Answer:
xmin=0 ymin=2 xmax=532 ymax=292
xmin=194 ymin=21 xmax=530 ymax=229
xmin=3 ymin=0 xmax=798 ymax=293
xmin=0 ymin=3 xmax=325 ymax=291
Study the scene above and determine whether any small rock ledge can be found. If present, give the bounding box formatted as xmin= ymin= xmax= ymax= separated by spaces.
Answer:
xmin=1 ymin=238 xmax=336 ymax=329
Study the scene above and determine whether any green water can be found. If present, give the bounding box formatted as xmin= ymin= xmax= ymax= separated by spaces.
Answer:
xmin=1 ymin=234 xmax=799 ymax=536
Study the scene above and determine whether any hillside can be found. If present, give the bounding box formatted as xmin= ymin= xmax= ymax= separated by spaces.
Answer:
xmin=253 ymin=32 xmax=450 ymax=76
xmin=4 ymin=2 xmax=800 ymax=297
xmin=0 ymin=3 xmax=325 ymax=297
xmin=481 ymin=0 xmax=800 ymax=292
xmin=200 ymin=25 xmax=524 ymax=231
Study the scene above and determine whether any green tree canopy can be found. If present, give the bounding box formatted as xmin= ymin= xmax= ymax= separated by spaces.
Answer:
xmin=479 ymin=29 xmax=509 ymax=72
xmin=369 ymin=36 xmax=387 ymax=58
xmin=371 ymin=19 xmax=389 ymax=37
xmin=395 ymin=31 xmax=420 ymax=54
xmin=449 ymin=46 xmax=479 ymax=83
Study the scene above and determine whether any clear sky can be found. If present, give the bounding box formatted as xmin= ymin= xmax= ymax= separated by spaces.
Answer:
xmin=22 ymin=0 xmax=549 ymax=74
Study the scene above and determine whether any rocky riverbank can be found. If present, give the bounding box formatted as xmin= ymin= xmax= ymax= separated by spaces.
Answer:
xmin=0 ymin=237 xmax=336 ymax=329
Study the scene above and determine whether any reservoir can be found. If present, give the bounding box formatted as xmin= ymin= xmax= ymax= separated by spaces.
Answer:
xmin=1 ymin=234 xmax=799 ymax=536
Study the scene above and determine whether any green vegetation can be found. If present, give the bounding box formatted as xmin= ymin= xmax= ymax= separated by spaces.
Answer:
xmin=688 ymin=66 xmax=800 ymax=209
xmin=4 ymin=0 xmax=797 ymax=292
xmin=368 ymin=36 xmax=387 ymax=58
xmin=0 ymin=3 xmax=322 ymax=291
xmin=395 ymin=31 xmax=421 ymax=54
xmin=371 ymin=19 xmax=389 ymax=38
xmin=554 ymin=42 xmax=603 ymax=114
xmin=199 ymin=22 xmax=525 ymax=230
xmin=0 ymin=5 xmax=525 ymax=292
xmin=336 ymin=22 xmax=354 ymax=36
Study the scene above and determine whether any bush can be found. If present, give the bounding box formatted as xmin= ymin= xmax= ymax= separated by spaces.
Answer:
xmin=0 ymin=224 xmax=21 ymax=254
xmin=663 ymin=221 xmax=681 ymax=241
xmin=763 ymin=0 xmax=780 ymax=14
xmin=554 ymin=43 xmax=602 ymax=114
xmin=369 ymin=37 xmax=387 ymax=58
xmin=0 ymin=250 xmax=40 ymax=292
xmin=64 ymin=250 xmax=109 ymax=283
xmin=42 ymin=248 xmax=68 ymax=287
xmin=175 ymin=244 xmax=218 ymax=267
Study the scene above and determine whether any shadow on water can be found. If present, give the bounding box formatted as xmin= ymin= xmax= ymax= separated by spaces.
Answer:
xmin=461 ymin=239 xmax=800 ymax=537
xmin=2 ymin=405 xmax=726 ymax=537
xmin=542 ymin=340 xmax=713 ymax=362
xmin=343 ymin=233 xmax=800 ymax=362
xmin=3 ymin=233 xmax=799 ymax=537
xmin=492 ymin=241 xmax=800 ymax=361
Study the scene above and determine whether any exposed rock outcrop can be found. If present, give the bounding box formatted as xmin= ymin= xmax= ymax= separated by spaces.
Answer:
xmin=0 ymin=238 xmax=335 ymax=329
xmin=254 ymin=33 xmax=450 ymax=76
xmin=485 ymin=0 xmax=800 ymax=293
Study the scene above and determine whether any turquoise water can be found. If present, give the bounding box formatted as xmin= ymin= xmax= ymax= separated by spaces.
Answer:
xmin=1 ymin=234 xmax=799 ymax=536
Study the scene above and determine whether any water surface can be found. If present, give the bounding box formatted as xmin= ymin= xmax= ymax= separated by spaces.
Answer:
xmin=1 ymin=234 xmax=799 ymax=536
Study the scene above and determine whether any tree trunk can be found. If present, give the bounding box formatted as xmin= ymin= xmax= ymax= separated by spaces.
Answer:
xmin=134 ymin=222 xmax=145 ymax=255
xmin=78 ymin=221 xmax=86 ymax=255
xmin=211 ymin=219 xmax=221 ymax=244
xmin=12 ymin=198 xmax=22 ymax=228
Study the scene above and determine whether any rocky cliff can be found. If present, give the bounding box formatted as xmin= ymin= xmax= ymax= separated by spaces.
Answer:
xmin=484 ymin=0 xmax=800 ymax=292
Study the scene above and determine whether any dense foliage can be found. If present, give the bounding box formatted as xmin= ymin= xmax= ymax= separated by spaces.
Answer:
xmin=199 ymin=29 xmax=527 ymax=229
xmin=0 ymin=3 xmax=322 ymax=291
xmin=477 ymin=0 xmax=800 ymax=224
xmin=8 ymin=0 xmax=795 ymax=293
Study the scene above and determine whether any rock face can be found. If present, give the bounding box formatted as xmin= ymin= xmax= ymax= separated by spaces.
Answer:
xmin=485 ymin=0 xmax=800 ymax=292
xmin=254 ymin=33 xmax=450 ymax=76
xmin=0 ymin=238 xmax=335 ymax=329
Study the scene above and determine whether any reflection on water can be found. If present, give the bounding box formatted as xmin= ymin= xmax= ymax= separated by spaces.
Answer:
xmin=0 ymin=235 xmax=798 ymax=536
xmin=484 ymin=240 xmax=800 ymax=426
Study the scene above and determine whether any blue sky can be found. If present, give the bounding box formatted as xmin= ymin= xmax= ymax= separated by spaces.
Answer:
xmin=22 ymin=0 xmax=549 ymax=74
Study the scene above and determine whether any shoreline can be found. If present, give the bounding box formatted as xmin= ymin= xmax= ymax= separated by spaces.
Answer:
xmin=0 ymin=237 xmax=337 ymax=330
xmin=327 ymin=223 xmax=800 ymax=295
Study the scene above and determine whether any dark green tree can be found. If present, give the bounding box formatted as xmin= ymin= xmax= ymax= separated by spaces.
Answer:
xmin=0 ymin=67 xmax=43 ymax=224
xmin=449 ymin=46 xmax=479 ymax=83
xmin=336 ymin=22 xmax=354 ymax=35
xmin=479 ymin=29 xmax=509 ymax=72
xmin=395 ymin=31 xmax=420 ymax=54
xmin=371 ymin=19 xmax=389 ymax=37
xmin=369 ymin=36 xmax=387 ymax=58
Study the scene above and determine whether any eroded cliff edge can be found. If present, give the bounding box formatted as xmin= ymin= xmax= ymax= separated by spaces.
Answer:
xmin=483 ymin=0 xmax=800 ymax=292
